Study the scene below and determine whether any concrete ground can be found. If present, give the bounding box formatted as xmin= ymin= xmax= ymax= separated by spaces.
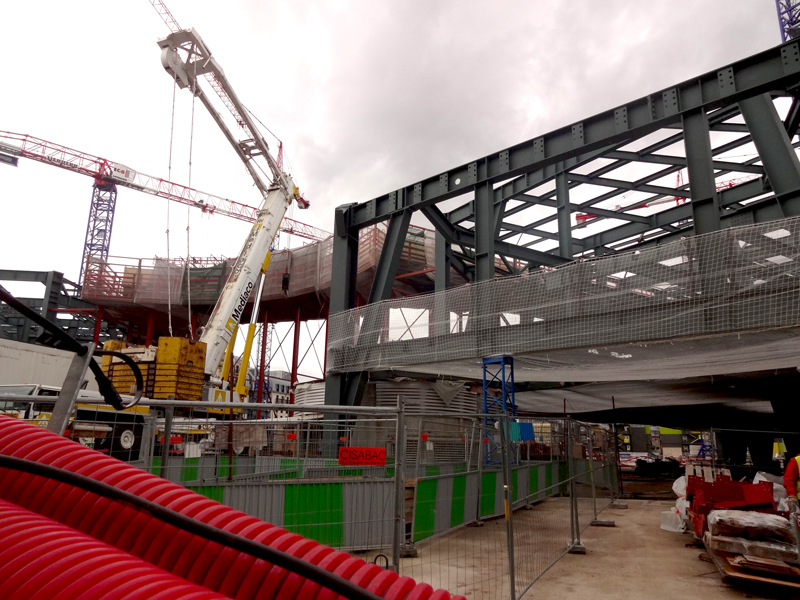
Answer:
xmin=532 ymin=499 xmax=797 ymax=600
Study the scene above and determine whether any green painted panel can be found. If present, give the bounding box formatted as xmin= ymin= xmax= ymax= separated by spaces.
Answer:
xmin=529 ymin=466 xmax=539 ymax=500
xmin=270 ymin=458 xmax=300 ymax=480
xmin=180 ymin=457 xmax=199 ymax=482
xmin=450 ymin=475 xmax=467 ymax=528
xmin=283 ymin=483 xmax=344 ymax=547
xmin=151 ymin=457 xmax=162 ymax=476
xmin=480 ymin=472 xmax=497 ymax=518
xmin=188 ymin=485 xmax=224 ymax=502
xmin=559 ymin=461 xmax=569 ymax=494
xmin=454 ymin=463 xmax=467 ymax=474
xmin=425 ymin=465 xmax=440 ymax=477
xmin=384 ymin=467 xmax=395 ymax=478
xmin=219 ymin=456 xmax=237 ymax=478
xmin=511 ymin=469 xmax=518 ymax=503
xmin=413 ymin=479 xmax=438 ymax=542
xmin=545 ymin=463 xmax=553 ymax=492
xmin=337 ymin=469 xmax=364 ymax=477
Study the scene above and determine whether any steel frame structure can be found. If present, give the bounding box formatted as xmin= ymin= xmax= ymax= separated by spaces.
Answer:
xmin=325 ymin=39 xmax=800 ymax=406
xmin=0 ymin=270 xmax=123 ymax=344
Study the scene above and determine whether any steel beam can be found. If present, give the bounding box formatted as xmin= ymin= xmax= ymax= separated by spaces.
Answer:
xmin=682 ymin=108 xmax=720 ymax=234
xmin=739 ymin=93 xmax=800 ymax=200
xmin=368 ymin=210 xmax=413 ymax=303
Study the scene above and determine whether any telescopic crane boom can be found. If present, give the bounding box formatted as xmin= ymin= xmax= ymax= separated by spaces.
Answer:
xmin=157 ymin=28 xmax=309 ymax=382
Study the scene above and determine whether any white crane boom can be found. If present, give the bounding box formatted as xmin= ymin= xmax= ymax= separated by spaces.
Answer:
xmin=157 ymin=28 xmax=308 ymax=378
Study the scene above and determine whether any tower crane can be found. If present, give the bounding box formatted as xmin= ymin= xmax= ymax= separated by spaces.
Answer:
xmin=0 ymin=131 xmax=329 ymax=288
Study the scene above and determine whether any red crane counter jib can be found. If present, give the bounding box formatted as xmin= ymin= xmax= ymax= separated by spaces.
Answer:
xmin=0 ymin=130 xmax=113 ymax=182
xmin=0 ymin=130 xmax=328 ymax=242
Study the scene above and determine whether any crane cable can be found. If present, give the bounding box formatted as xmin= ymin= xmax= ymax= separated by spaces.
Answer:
xmin=185 ymin=60 xmax=197 ymax=340
xmin=165 ymin=77 xmax=178 ymax=338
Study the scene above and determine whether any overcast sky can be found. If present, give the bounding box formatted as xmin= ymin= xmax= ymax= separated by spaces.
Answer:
xmin=0 ymin=0 xmax=782 ymax=286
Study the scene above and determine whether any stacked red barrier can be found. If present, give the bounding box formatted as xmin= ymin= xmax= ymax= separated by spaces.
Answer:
xmin=0 ymin=416 xmax=464 ymax=600
xmin=686 ymin=473 xmax=775 ymax=537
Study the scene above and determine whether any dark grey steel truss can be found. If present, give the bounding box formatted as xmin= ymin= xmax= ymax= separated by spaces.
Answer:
xmin=325 ymin=39 xmax=800 ymax=406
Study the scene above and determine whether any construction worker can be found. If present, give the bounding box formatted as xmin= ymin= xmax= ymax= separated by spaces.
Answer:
xmin=784 ymin=452 xmax=800 ymax=507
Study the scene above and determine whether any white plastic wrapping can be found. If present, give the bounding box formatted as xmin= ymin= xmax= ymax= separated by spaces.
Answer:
xmin=707 ymin=510 xmax=795 ymax=544
xmin=660 ymin=507 xmax=685 ymax=533
xmin=672 ymin=475 xmax=686 ymax=498
xmin=754 ymin=471 xmax=787 ymax=503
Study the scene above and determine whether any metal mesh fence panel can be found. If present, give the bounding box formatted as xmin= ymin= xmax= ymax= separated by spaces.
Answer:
xmin=1 ymin=395 xmax=623 ymax=599
xmin=328 ymin=216 xmax=800 ymax=381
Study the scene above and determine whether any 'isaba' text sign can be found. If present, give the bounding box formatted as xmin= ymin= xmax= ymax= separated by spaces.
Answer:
xmin=338 ymin=446 xmax=386 ymax=466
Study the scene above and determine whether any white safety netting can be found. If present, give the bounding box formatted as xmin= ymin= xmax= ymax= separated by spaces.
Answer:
xmin=327 ymin=216 xmax=800 ymax=381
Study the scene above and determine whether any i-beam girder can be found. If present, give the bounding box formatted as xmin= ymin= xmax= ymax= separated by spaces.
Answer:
xmin=325 ymin=39 xmax=800 ymax=407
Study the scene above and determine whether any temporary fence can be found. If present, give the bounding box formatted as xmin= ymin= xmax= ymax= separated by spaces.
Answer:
xmin=0 ymin=395 xmax=618 ymax=599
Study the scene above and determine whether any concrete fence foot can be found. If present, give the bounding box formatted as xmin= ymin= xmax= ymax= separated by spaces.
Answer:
xmin=591 ymin=519 xmax=616 ymax=527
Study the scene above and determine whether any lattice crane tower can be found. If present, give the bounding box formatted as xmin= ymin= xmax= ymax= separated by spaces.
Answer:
xmin=776 ymin=0 xmax=800 ymax=41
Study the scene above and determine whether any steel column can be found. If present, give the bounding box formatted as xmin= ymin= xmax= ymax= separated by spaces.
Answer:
xmin=474 ymin=182 xmax=496 ymax=281
xmin=556 ymin=169 xmax=573 ymax=259
xmin=433 ymin=230 xmax=451 ymax=338
xmin=739 ymin=93 xmax=800 ymax=203
xmin=324 ymin=209 xmax=360 ymax=407
xmin=434 ymin=230 xmax=451 ymax=292
xmin=682 ymin=109 xmax=720 ymax=234
xmin=337 ymin=210 xmax=412 ymax=407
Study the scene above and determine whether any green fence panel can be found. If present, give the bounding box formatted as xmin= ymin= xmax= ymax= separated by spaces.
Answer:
xmin=180 ymin=457 xmax=199 ymax=483
xmin=529 ymin=465 xmax=539 ymax=500
xmin=413 ymin=479 xmax=438 ymax=542
xmin=480 ymin=472 xmax=497 ymax=518
xmin=450 ymin=475 xmax=467 ymax=528
xmin=219 ymin=456 xmax=237 ymax=479
xmin=283 ymin=483 xmax=344 ymax=547
xmin=511 ymin=469 xmax=518 ymax=503
xmin=188 ymin=485 xmax=224 ymax=503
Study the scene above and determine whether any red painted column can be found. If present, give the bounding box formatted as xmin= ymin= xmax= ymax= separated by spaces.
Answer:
xmin=145 ymin=311 xmax=155 ymax=347
xmin=256 ymin=308 xmax=268 ymax=419
xmin=290 ymin=305 xmax=301 ymax=405
xmin=92 ymin=309 xmax=103 ymax=346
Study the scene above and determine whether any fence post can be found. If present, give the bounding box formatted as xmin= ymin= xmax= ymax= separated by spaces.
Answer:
xmin=588 ymin=429 xmax=616 ymax=528
xmin=392 ymin=396 xmax=406 ymax=572
xmin=589 ymin=429 xmax=598 ymax=520
xmin=499 ymin=413 xmax=517 ymax=600
xmin=161 ymin=403 xmax=174 ymax=480
xmin=568 ymin=420 xmax=586 ymax=554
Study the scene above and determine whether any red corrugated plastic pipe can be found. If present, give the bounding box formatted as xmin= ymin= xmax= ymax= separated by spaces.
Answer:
xmin=0 ymin=416 xmax=465 ymax=600
xmin=0 ymin=498 xmax=232 ymax=600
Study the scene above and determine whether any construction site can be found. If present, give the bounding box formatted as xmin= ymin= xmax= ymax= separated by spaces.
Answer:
xmin=2 ymin=2 xmax=800 ymax=599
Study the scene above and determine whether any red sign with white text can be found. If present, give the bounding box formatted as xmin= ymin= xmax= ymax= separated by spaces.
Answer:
xmin=338 ymin=446 xmax=386 ymax=466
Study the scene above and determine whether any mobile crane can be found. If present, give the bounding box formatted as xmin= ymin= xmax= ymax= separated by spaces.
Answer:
xmin=154 ymin=26 xmax=310 ymax=400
